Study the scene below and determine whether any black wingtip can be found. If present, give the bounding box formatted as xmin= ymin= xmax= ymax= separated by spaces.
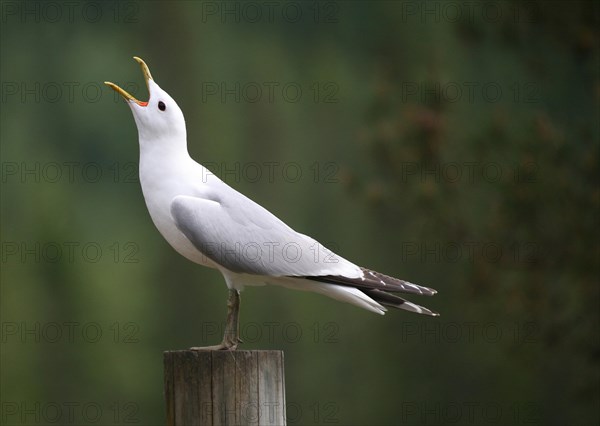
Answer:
xmin=364 ymin=289 xmax=439 ymax=317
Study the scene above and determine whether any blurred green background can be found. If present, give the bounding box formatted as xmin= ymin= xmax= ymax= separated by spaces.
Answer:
xmin=1 ymin=1 xmax=598 ymax=425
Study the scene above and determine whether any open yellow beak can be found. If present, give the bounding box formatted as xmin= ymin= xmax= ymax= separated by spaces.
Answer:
xmin=105 ymin=56 xmax=153 ymax=106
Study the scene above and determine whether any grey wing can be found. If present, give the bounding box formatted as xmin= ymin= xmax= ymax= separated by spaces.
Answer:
xmin=170 ymin=194 xmax=362 ymax=278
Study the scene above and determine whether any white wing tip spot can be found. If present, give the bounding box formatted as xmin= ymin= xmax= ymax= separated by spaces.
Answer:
xmin=405 ymin=301 xmax=423 ymax=314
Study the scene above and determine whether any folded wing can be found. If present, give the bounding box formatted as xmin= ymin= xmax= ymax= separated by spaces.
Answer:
xmin=170 ymin=193 xmax=362 ymax=278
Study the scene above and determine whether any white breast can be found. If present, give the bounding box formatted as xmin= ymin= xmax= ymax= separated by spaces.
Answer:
xmin=138 ymin=147 xmax=220 ymax=269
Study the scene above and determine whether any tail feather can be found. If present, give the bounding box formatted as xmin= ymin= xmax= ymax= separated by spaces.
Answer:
xmin=305 ymin=267 xmax=439 ymax=316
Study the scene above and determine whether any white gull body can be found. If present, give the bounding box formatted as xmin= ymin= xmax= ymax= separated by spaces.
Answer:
xmin=105 ymin=58 xmax=438 ymax=349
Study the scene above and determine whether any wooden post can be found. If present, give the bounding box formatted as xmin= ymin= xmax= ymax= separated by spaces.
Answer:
xmin=164 ymin=350 xmax=286 ymax=426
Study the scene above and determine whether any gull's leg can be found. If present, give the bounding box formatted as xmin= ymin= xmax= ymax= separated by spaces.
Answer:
xmin=190 ymin=289 xmax=241 ymax=351
xmin=221 ymin=289 xmax=241 ymax=349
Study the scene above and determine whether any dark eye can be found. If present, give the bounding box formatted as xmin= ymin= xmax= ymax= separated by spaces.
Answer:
xmin=158 ymin=101 xmax=166 ymax=111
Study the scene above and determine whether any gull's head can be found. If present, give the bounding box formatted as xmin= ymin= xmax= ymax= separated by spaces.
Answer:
xmin=105 ymin=57 xmax=186 ymax=145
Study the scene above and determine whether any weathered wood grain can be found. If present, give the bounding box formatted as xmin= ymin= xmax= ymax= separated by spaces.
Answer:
xmin=164 ymin=350 xmax=285 ymax=426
